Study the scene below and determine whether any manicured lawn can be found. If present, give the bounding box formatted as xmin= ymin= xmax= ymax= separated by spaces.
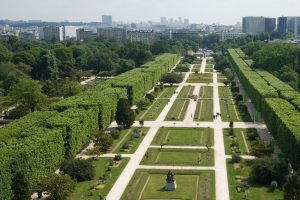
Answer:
xmin=177 ymin=86 xmax=194 ymax=98
xmin=165 ymin=99 xmax=189 ymax=121
xmin=218 ymin=86 xmax=231 ymax=98
xmin=187 ymin=73 xmax=213 ymax=83
xmin=219 ymin=87 xmax=252 ymax=122
xmin=218 ymin=74 xmax=227 ymax=83
xmin=141 ymin=148 xmax=214 ymax=166
xmin=157 ymin=86 xmax=177 ymax=98
xmin=137 ymin=99 xmax=169 ymax=121
xmin=199 ymin=86 xmax=213 ymax=98
xmin=152 ymin=127 xmax=214 ymax=146
xmin=194 ymin=99 xmax=214 ymax=121
xmin=192 ymin=64 xmax=201 ymax=72
xmin=68 ymin=158 xmax=129 ymax=200
xmin=223 ymin=128 xmax=255 ymax=155
xmin=227 ymin=160 xmax=283 ymax=200
xmin=112 ymin=128 xmax=149 ymax=154
xmin=121 ymin=170 xmax=215 ymax=200
xmin=205 ymin=64 xmax=214 ymax=72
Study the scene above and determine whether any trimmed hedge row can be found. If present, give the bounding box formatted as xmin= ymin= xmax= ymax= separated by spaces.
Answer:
xmin=228 ymin=49 xmax=278 ymax=111
xmin=0 ymin=53 xmax=180 ymax=199
xmin=263 ymin=98 xmax=300 ymax=167
xmin=228 ymin=48 xmax=300 ymax=168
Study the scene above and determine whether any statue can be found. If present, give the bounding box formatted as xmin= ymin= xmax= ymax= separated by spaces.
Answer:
xmin=164 ymin=170 xmax=177 ymax=191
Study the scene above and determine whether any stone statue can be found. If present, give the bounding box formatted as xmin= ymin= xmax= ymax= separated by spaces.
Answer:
xmin=165 ymin=170 xmax=177 ymax=191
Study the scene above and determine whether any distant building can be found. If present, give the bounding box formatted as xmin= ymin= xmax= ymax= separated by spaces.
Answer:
xmin=242 ymin=17 xmax=276 ymax=35
xmin=184 ymin=18 xmax=189 ymax=25
xmin=102 ymin=15 xmax=113 ymax=25
xmin=160 ymin=17 xmax=168 ymax=25
xmin=19 ymin=31 xmax=36 ymax=40
xmin=278 ymin=17 xmax=300 ymax=38
xmin=126 ymin=29 xmax=155 ymax=44
xmin=97 ymin=27 xmax=126 ymax=41
xmin=97 ymin=28 xmax=155 ymax=44
xmin=220 ymin=32 xmax=247 ymax=41
xmin=76 ymin=28 xmax=96 ymax=41
xmin=40 ymin=26 xmax=65 ymax=41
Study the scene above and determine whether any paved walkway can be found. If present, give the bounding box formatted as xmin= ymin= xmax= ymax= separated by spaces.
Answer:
xmin=80 ymin=76 xmax=96 ymax=85
xmin=106 ymin=58 xmax=194 ymax=200
xmin=101 ymin=57 xmax=275 ymax=200
xmin=138 ymin=165 xmax=215 ymax=170
xmin=149 ymin=145 xmax=214 ymax=149
xmin=212 ymin=71 xmax=230 ymax=200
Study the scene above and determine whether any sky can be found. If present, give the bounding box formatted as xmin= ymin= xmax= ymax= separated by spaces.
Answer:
xmin=0 ymin=0 xmax=299 ymax=25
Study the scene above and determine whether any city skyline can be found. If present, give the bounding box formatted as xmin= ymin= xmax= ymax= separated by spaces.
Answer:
xmin=0 ymin=0 xmax=299 ymax=25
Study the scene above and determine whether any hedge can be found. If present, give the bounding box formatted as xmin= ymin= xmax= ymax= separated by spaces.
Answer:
xmin=263 ymin=98 xmax=300 ymax=167
xmin=228 ymin=48 xmax=300 ymax=168
xmin=0 ymin=53 xmax=180 ymax=198
xmin=228 ymin=49 xmax=278 ymax=111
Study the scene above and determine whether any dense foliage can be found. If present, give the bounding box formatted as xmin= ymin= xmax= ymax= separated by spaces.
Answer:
xmin=0 ymin=52 xmax=180 ymax=199
xmin=228 ymin=48 xmax=300 ymax=168
xmin=242 ymin=42 xmax=300 ymax=90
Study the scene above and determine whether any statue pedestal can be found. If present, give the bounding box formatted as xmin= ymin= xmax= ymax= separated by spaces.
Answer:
xmin=165 ymin=181 xmax=177 ymax=191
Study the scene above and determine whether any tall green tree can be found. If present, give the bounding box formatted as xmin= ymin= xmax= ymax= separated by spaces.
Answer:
xmin=115 ymin=98 xmax=135 ymax=128
xmin=42 ymin=174 xmax=76 ymax=200
xmin=9 ymin=78 xmax=48 ymax=112
xmin=0 ymin=44 xmax=12 ymax=63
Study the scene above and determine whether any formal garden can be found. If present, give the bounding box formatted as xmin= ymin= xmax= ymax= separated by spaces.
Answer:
xmin=165 ymin=99 xmax=190 ymax=121
xmin=157 ymin=87 xmax=177 ymax=98
xmin=194 ymin=99 xmax=214 ymax=121
xmin=177 ymin=85 xmax=195 ymax=98
xmin=219 ymin=86 xmax=252 ymax=122
xmin=192 ymin=64 xmax=201 ymax=72
xmin=205 ymin=64 xmax=214 ymax=73
xmin=199 ymin=86 xmax=213 ymax=98
xmin=141 ymin=148 xmax=214 ymax=166
xmin=227 ymin=159 xmax=283 ymax=200
xmin=111 ymin=128 xmax=149 ymax=154
xmin=151 ymin=127 xmax=214 ymax=146
xmin=136 ymin=99 xmax=169 ymax=121
xmin=68 ymin=157 xmax=129 ymax=200
xmin=121 ymin=169 xmax=215 ymax=200
xmin=187 ymin=73 xmax=213 ymax=83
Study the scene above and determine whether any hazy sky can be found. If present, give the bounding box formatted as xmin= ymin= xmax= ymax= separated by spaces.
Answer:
xmin=0 ymin=0 xmax=299 ymax=24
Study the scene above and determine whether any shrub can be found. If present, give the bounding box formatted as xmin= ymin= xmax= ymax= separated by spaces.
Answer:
xmin=232 ymin=154 xmax=242 ymax=163
xmin=93 ymin=132 xmax=113 ymax=153
xmin=250 ymin=156 xmax=288 ymax=185
xmin=136 ymin=99 xmax=150 ymax=111
xmin=61 ymin=159 xmax=94 ymax=182
xmin=111 ymin=130 xmax=120 ymax=140
xmin=250 ymin=140 xmax=273 ymax=157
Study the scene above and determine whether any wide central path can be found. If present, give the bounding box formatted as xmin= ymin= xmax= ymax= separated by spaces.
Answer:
xmin=212 ymin=71 xmax=230 ymax=200
xmin=106 ymin=61 xmax=194 ymax=200
xmin=106 ymin=58 xmax=231 ymax=200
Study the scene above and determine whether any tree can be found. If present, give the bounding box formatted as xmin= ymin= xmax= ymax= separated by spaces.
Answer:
xmin=42 ymin=174 xmax=76 ymax=200
xmin=136 ymin=99 xmax=150 ymax=111
xmin=115 ymin=59 xmax=135 ymax=75
xmin=160 ymin=73 xmax=183 ymax=86
xmin=284 ymin=173 xmax=300 ymax=200
xmin=115 ymin=98 xmax=135 ymax=128
xmin=61 ymin=81 xmax=82 ymax=98
xmin=61 ymin=159 xmax=94 ymax=182
xmin=12 ymin=171 xmax=30 ymax=200
xmin=250 ymin=156 xmax=288 ymax=185
xmin=9 ymin=78 xmax=48 ymax=112
xmin=93 ymin=132 xmax=113 ymax=153
xmin=0 ymin=44 xmax=12 ymax=63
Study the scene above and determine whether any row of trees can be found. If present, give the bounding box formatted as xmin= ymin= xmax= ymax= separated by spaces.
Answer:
xmin=242 ymin=41 xmax=300 ymax=90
